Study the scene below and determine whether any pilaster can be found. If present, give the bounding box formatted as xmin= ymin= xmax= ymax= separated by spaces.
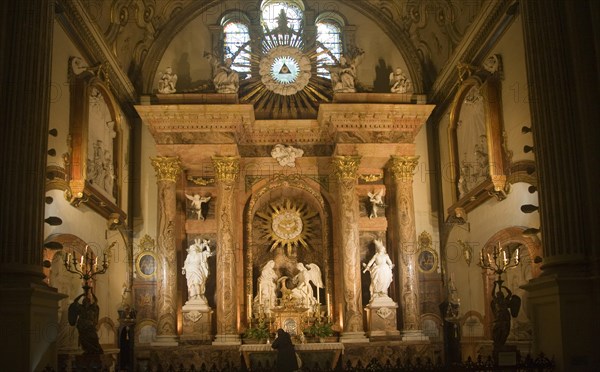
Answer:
xmin=0 ymin=1 xmax=66 ymax=370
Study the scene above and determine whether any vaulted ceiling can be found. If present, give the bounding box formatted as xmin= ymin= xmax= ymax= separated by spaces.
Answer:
xmin=78 ymin=0 xmax=484 ymax=94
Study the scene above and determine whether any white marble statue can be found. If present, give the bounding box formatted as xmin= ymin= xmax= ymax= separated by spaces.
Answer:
xmin=389 ymin=67 xmax=412 ymax=94
xmin=255 ymin=260 xmax=278 ymax=314
xmin=292 ymin=263 xmax=323 ymax=308
xmin=362 ymin=239 xmax=394 ymax=303
xmin=185 ymin=193 xmax=211 ymax=221
xmin=367 ymin=189 xmax=385 ymax=219
xmin=182 ymin=239 xmax=214 ymax=304
xmin=204 ymin=52 xmax=239 ymax=94
xmin=327 ymin=51 xmax=364 ymax=93
xmin=271 ymin=144 xmax=304 ymax=167
xmin=157 ymin=66 xmax=177 ymax=94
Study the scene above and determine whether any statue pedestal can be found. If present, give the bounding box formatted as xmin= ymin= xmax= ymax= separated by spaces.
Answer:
xmin=365 ymin=297 xmax=400 ymax=338
xmin=181 ymin=301 xmax=213 ymax=342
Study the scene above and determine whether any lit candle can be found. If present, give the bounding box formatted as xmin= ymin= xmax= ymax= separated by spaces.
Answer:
xmin=479 ymin=249 xmax=484 ymax=265
xmin=326 ymin=293 xmax=331 ymax=317
xmin=515 ymin=247 xmax=520 ymax=264
xmin=503 ymin=250 xmax=509 ymax=266
xmin=94 ymin=257 xmax=98 ymax=271
xmin=247 ymin=294 xmax=252 ymax=320
xmin=80 ymin=255 xmax=84 ymax=267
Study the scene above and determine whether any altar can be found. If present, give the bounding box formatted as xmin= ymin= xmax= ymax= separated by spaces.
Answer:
xmin=240 ymin=342 xmax=344 ymax=371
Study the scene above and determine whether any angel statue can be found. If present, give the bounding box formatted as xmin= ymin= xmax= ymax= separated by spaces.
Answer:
xmin=68 ymin=291 xmax=103 ymax=354
xmin=157 ymin=66 xmax=177 ymax=94
xmin=326 ymin=49 xmax=365 ymax=93
xmin=389 ymin=67 xmax=412 ymax=94
xmin=204 ymin=51 xmax=239 ymax=94
xmin=367 ymin=189 xmax=385 ymax=219
xmin=491 ymin=280 xmax=521 ymax=347
xmin=185 ymin=193 xmax=211 ymax=221
xmin=292 ymin=263 xmax=323 ymax=309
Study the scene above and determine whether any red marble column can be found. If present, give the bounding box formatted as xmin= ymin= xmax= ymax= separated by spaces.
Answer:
xmin=150 ymin=156 xmax=182 ymax=346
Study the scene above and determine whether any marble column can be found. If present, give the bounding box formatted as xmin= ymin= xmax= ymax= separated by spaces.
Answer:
xmin=0 ymin=1 xmax=66 ymax=370
xmin=212 ymin=156 xmax=241 ymax=345
xmin=520 ymin=1 xmax=600 ymax=370
xmin=389 ymin=156 xmax=426 ymax=340
xmin=150 ymin=156 xmax=182 ymax=346
xmin=331 ymin=156 xmax=368 ymax=342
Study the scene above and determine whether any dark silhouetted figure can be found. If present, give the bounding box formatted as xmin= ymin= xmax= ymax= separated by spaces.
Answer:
xmin=271 ymin=328 xmax=299 ymax=372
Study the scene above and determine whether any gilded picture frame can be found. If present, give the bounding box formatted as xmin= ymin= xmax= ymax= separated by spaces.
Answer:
xmin=417 ymin=249 xmax=438 ymax=274
xmin=447 ymin=56 xmax=508 ymax=218
xmin=136 ymin=252 xmax=158 ymax=280
xmin=67 ymin=59 xmax=126 ymax=223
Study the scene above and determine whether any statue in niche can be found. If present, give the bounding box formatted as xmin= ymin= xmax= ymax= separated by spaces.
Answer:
xmin=68 ymin=291 xmax=103 ymax=354
xmin=157 ymin=66 xmax=177 ymax=94
xmin=255 ymin=260 xmax=279 ymax=314
xmin=291 ymin=263 xmax=323 ymax=308
xmin=327 ymin=50 xmax=364 ymax=93
xmin=367 ymin=189 xmax=385 ymax=219
xmin=362 ymin=239 xmax=394 ymax=302
xmin=185 ymin=193 xmax=211 ymax=221
xmin=389 ymin=67 xmax=412 ymax=94
xmin=204 ymin=52 xmax=239 ymax=94
xmin=271 ymin=144 xmax=304 ymax=167
xmin=182 ymin=239 xmax=214 ymax=304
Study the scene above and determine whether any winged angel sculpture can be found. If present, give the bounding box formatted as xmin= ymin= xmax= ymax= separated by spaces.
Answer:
xmin=292 ymin=263 xmax=324 ymax=308
xmin=367 ymin=189 xmax=385 ymax=219
xmin=185 ymin=193 xmax=211 ymax=221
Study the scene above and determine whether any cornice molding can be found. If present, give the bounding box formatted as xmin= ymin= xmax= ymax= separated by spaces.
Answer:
xmin=429 ymin=0 xmax=518 ymax=111
xmin=56 ymin=0 xmax=137 ymax=112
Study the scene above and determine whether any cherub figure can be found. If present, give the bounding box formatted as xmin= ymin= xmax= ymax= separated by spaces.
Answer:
xmin=185 ymin=193 xmax=211 ymax=220
xmin=157 ymin=66 xmax=177 ymax=94
xmin=389 ymin=67 xmax=412 ymax=93
xmin=367 ymin=189 xmax=385 ymax=219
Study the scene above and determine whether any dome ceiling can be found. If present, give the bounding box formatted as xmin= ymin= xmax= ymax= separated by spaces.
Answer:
xmin=80 ymin=0 xmax=483 ymax=94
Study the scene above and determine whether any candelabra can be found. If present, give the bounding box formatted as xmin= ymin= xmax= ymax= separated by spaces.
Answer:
xmin=64 ymin=244 xmax=110 ymax=293
xmin=478 ymin=242 xmax=522 ymax=349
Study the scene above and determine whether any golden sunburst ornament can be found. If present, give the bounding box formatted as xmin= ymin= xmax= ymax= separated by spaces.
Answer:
xmin=256 ymin=198 xmax=318 ymax=256
xmin=233 ymin=11 xmax=332 ymax=119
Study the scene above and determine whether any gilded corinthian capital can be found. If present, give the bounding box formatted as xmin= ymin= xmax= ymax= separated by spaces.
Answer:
xmin=389 ymin=155 xmax=419 ymax=181
xmin=151 ymin=156 xmax=182 ymax=182
xmin=331 ymin=155 xmax=362 ymax=180
xmin=212 ymin=156 xmax=240 ymax=184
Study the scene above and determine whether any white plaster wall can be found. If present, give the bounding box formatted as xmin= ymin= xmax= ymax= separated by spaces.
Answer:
xmin=437 ymin=13 xmax=540 ymax=335
xmin=46 ymin=20 xmax=131 ymax=348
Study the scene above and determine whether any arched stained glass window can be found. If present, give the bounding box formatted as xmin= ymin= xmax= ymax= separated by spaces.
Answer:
xmin=223 ymin=20 xmax=251 ymax=77
xmin=261 ymin=1 xmax=304 ymax=32
xmin=316 ymin=20 xmax=342 ymax=77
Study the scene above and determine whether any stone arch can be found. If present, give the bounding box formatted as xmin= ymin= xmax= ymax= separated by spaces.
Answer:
xmin=137 ymin=1 xmax=424 ymax=93
xmin=243 ymin=174 xmax=333 ymax=313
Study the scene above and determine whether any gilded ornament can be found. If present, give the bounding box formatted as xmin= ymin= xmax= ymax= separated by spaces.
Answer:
xmin=331 ymin=156 xmax=361 ymax=180
xmin=212 ymin=156 xmax=240 ymax=184
xmin=359 ymin=174 xmax=383 ymax=183
xmin=389 ymin=155 xmax=419 ymax=180
xmin=151 ymin=156 xmax=182 ymax=182
xmin=187 ymin=176 xmax=215 ymax=186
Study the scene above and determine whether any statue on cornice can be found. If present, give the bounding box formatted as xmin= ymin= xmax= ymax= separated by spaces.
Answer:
xmin=157 ymin=66 xmax=177 ymax=94
xmin=327 ymin=50 xmax=364 ymax=93
xmin=271 ymin=144 xmax=304 ymax=167
xmin=389 ymin=67 xmax=412 ymax=94
xmin=204 ymin=52 xmax=239 ymax=94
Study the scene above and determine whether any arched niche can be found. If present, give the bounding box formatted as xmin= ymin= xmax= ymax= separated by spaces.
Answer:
xmin=244 ymin=175 xmax=333 ymax=311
